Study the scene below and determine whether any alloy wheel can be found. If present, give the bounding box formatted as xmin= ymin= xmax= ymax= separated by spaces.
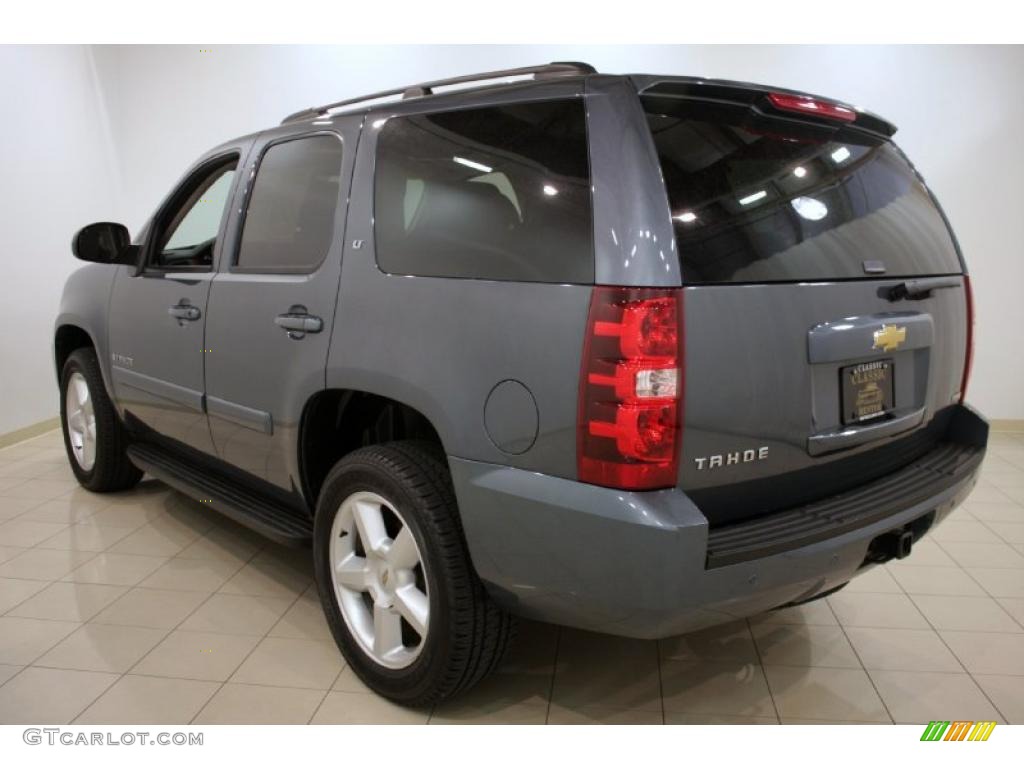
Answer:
xmin=329 ymin=491 xmax=430 ymax=669
xmin=65 ymin=371 xmax=97 ymax=471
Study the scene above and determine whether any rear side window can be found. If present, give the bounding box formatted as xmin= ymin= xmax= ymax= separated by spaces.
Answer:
xmin=236 ymin=135 xmax=344 ymax=272
xmin=643 ymin=97 xmax=962 ymax=284
xmin=374 ymin=99 xmax=594 ymax=283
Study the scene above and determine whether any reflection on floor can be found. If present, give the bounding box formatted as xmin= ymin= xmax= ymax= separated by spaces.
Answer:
xmin=1 ymin=429 xmax=1023 ymax=724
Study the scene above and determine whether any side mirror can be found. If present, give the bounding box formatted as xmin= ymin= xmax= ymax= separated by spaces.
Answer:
xmin=72 ymin=222 xmax=137 ymax=264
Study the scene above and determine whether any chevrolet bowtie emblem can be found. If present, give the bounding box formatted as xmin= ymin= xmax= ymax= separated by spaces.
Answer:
xmin=873 ymin=324 xmax=907 ymax=353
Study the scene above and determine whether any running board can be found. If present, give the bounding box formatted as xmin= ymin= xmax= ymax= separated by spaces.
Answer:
xmin=127 ymin=443 xmax=313 ymax=547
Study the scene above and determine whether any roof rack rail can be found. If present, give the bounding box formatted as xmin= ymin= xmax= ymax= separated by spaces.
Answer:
xmin=280 ymin=61 xmax=596 ymax=125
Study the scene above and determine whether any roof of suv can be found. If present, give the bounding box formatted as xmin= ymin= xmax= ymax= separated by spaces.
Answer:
xmin=279 ymin=62 xmax=597 ymax=124
xmin=277 ymin=61 xmax=896 ymax=137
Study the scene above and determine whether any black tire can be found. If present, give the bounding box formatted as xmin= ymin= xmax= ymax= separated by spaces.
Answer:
xmin=313 ymin=440 xmax=515 ymax=706
xmin=59 ymin=347 xmax=142 ymax=492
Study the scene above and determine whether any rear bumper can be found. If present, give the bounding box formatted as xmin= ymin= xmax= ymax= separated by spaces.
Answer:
xmin=451 ymin=404 xmax=988 ymax=639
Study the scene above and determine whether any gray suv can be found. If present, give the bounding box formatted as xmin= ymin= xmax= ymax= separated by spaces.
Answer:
xmin=55 ymin=62 xmax=987 ymax=704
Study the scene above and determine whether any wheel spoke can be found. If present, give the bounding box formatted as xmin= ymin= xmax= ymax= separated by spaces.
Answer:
xmin=373 ymin=604 xmax=404 ymax=657
xmin=73 ymin=377 xmax=90 ymax=409
xmin=353 ymin=500 xmax=389 ymax=555
xmin=393 ymin=584 xmax=429 ymax=637
xmin=335 ymin=553 xmax=371 ymax=591
xmin=387 ymin=526 xmax=419 ymax=570
xmin=82 ymin=429 xmax=96 ymax=466
xmin=67 ymin=408 xmax=84 ymax=434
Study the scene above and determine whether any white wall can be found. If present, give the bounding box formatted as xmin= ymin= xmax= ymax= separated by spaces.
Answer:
xmin=0 ymin=46 xmax=120 ymax=435
xmin=2 ymin=45 xmax=1021 ymax=435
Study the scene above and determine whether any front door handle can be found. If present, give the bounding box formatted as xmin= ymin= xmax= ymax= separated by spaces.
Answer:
xmin=275 ymin=306 xmax=323 ymax=339
xmin=168 ymin=302 xmax=201 ymax=321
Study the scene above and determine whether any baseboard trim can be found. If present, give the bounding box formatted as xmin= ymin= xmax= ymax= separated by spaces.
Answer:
xmin=990 ymin=419 xmax=1024 ymax=433
xmin=0 ymin=417 xmax=60 ymax=448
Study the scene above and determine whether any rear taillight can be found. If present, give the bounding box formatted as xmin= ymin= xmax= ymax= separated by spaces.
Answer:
xmin=959 ymin=275 xmax=975 ymax=403
xmin=577 ymin=287 xmax=683 ymax=490
xmin=767 ymin=92 xmax=857 ymax=123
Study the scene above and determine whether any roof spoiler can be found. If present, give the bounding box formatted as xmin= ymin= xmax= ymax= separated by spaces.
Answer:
xmin=280 ymin=61 xmax=596 ymax=125
xmin=634 ymin=76 xmax=897 ymax=138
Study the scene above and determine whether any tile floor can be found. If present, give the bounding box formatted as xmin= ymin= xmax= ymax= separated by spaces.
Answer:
xmin=1 ymin=428 xmax=1023 ymax=725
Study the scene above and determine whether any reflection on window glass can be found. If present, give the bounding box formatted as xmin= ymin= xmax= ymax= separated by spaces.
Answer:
xmin=470 ymin=172 xmax=521 ymax=219
xmin=643 ymin=98 xmax=961 ymax=283
xmin=403 ymin=178 xmax=425 ymax=229
xmin=375 ymin=99 xmax=593 ymax=283
xmin=237 ymin=135 xmax=344 ymax=272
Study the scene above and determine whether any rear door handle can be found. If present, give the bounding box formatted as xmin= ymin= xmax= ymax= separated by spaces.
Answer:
xmin=168 ymin=303 xmax=201 ymax=321
xmin=275 ymin=307 xmax=323 ymax=339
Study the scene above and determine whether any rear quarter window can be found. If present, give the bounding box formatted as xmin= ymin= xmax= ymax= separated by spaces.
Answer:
xmin=643 ymin=98 xmax=962 ymax=284
xmin=373 ymin=98 xmax=594 ymax=283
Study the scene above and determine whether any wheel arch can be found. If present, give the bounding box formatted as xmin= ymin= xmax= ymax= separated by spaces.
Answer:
xmin=298 ymin=388 xmax=447 ymax=509
xmin=54 ymin=323 xmax=96 ymax=379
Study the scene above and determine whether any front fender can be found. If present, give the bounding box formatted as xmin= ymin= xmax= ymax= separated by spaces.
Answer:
xmin=54 ymin=263 xmax=120 ymax=403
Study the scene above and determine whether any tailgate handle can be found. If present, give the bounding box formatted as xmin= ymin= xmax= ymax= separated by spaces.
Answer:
xmin=807 ymin=407 xmax=927 ymax=456
xmin=887 ymin=277 xmax=960 ymax=301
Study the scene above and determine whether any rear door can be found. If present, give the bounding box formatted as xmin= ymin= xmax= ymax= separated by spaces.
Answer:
xmin=640 ymin=90 xmax=970 ymax=526
xmin=203 ymin=119 xmax=357 ymax=493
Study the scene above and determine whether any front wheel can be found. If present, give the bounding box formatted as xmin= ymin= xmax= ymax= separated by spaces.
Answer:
xmin=60 ymin=347 xmax=142 ymax=492
xmin=313 ymin=441 xmax=514 ymax=706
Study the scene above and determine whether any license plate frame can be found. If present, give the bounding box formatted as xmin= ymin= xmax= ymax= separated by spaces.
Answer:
xmin=841 ymin=359 xmax=894 ymax=425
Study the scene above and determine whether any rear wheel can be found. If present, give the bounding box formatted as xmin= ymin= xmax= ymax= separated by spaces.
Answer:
xmin=314 ymin=441 xmax=514 ymax=705
xmin=60 ymin=347 xmax=142 ymax=492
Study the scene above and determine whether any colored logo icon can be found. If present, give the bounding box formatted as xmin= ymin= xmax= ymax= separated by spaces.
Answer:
xmin=920 ymin=721 xmax=996 ymax=741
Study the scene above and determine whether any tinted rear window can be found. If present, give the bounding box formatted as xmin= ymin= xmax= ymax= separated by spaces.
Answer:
xmin=643 ymin=97 xmax=962 ymax=284
xmin=374 ymin=99 xmax=594 ymax=283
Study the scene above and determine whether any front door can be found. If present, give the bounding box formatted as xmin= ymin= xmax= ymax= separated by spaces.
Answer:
xmin=108 ymin=150 xmax=244 ymax=454
xmin=204 ymin=123 xmax=356 ymax=493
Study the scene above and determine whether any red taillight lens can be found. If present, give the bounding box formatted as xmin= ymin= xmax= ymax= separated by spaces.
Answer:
xmin=960 ymin=275 xmax=975 ymax=403
xmin=578 ymin=287 xmax=683 ymax=490
xmin=596 ymin=296 xmax=678 ymax=357
xmin=767 ymin=92 xmax=857 ymax=123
